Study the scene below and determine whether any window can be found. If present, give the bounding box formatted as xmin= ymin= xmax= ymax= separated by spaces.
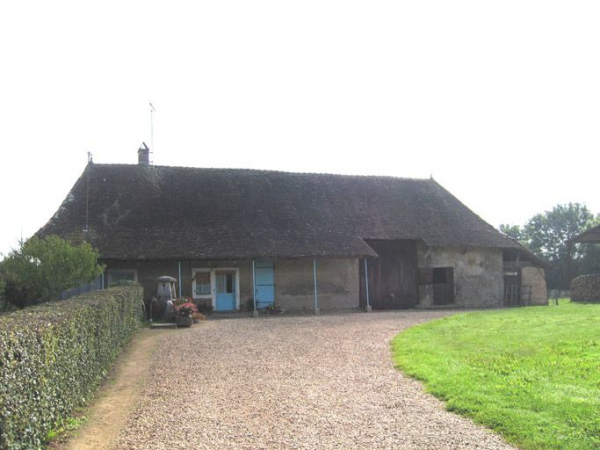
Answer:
xmin=194 ymin=271 xmax=211 ymax=296
xmin=107 ymin=269 xmax=137 ymax=286
xmin=216 ymin=273 xmax=234 ymax=294
xmin=433 ymin=268 xmax=448 ymax=284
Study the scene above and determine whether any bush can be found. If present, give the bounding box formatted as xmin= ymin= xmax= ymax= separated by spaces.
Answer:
xmin=194 ymin=300 xmax=214 ymax=315
xmin=0 ymin=277 xmax=9 ymax=312
xmin=0 ymin=235 xmax=104 ymax=308
xmin=0 ymin=285 xmax=144 ymax=450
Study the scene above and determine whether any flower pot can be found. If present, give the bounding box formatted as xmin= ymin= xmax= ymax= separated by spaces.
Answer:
xmin=176 ymin=314 xmax=193 ymax=328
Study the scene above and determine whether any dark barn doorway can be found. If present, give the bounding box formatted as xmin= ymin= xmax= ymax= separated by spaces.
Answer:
xmin=432 ymin=267 xmax=455 ymax=305
xmin=504 ymin=268 xmax=522 ymax=306
xmin=360 ymin=240 xmax=419 ymax=309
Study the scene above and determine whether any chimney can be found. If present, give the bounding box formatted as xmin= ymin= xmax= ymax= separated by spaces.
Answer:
xmin=138 ymin=142 xmax=150 ymax=165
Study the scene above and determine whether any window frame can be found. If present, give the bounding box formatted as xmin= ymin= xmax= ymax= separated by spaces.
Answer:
xmin=107 ymin=269 xmax=138 ymax=286
xmin=192 ymin=269 xmax=213 ymax=299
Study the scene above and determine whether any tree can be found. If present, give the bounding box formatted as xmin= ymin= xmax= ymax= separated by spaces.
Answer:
xmin=524 ymin=203 xmax=597 ymax=262
xmin=501 ymin=203 xmax=600 ymax=290
xmin=499 ymin=224 xmax=524 ymax=242
xmin=0 ymin=235 xmax=104 ymax=308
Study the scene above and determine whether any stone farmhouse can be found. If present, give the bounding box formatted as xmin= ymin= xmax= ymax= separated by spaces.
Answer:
xmin=39 ymin=145 xmax=548 ymax=312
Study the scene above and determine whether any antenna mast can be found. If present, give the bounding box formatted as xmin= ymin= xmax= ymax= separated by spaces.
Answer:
xmin=149 ymin=103 xmax=156 ymax=159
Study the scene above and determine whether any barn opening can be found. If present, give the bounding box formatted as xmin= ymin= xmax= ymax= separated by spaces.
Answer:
xmin=359 ymin=239 xmax=419 ymax=309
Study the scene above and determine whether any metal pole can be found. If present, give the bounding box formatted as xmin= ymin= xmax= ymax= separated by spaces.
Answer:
xmin=252 ymin=260 xmax=258 ymax=317
xmin=364 ymin=259 xmax=372 ymax=312
xmin=313 ymin=259 xmax=320 ymax=315
xmin=178 ymin=261 xmax=182 ymax=298
xmin=150 ymin=103 xmax=156 ymax=153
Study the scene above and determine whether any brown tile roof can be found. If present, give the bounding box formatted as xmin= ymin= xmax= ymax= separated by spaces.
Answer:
xmin=39 ymin=163 xmax=521 ymax=260
xmin=569 ymin=223 xmax=600 ymax=244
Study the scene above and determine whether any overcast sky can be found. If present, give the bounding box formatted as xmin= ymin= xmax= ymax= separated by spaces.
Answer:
xmin=1 ymin=1 xmax=599 ymax=257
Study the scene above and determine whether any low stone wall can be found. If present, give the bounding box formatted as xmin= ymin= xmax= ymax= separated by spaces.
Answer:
xmin=570 ymin=274 xmax=600 ymax=303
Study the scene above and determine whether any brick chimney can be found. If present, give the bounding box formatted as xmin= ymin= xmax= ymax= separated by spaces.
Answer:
xmin=138 ymin=142 xmax=150 ymax=165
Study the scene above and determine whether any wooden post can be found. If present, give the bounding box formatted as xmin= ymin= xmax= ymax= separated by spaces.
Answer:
xmin=365 ymin=259 xmax=372 ymax=312
xmin=313 ymin=259 xmax=320 ymax=315
xmin=252 ymin=260 xmax=259 ymax=317
xmin=178 ymin=261 xmax=182 ymax=298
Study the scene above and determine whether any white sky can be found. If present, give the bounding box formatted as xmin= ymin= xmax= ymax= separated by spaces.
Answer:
xmin=1 ymin=1 xmax=599 ymax=257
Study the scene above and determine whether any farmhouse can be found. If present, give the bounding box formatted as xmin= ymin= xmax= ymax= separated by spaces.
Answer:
xmin=39 ymin=146 xmax=548 ymax=311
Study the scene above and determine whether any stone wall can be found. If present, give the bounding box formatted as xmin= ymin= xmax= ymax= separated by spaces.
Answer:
xmin=521 ymin=267 xmax=548 ymax=305
xmin=417 ymin=245 xmax=504 ymax=308
xmin=571 ymin=274 xmax=600 ymax=303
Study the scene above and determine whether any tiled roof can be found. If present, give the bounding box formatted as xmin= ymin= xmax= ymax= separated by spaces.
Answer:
xmin=39 ymin=163 xmax=521 ymax=260
xmin=570 ymin=223 xmax=600 ymax=244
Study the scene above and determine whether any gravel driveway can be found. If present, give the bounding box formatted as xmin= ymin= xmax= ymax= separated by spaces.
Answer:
xmin=114 ymin=311 xmax=514 ymax=450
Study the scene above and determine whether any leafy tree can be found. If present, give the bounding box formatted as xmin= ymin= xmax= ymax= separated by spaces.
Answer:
xmin=501 ymin=203 xmax=600 ymax=289
xmin=524 ymin=203 xmax=597 ymax=262
xmin=0 ymin=235 xmax=104 ymax=308
xmin=499 ymin=224 xmax=524 ymax=242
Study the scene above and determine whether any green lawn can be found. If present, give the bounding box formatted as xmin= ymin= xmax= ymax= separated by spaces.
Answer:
xmin=392 ymin=301 xmax=600 ymax=450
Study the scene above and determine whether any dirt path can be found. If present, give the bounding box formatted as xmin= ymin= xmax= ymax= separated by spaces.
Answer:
xmin=55 ymin=328 xmax=175 ymax=450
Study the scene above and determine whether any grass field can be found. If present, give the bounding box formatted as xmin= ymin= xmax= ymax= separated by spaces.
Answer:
xmin=392 ymin=301 xmax=600 ymax=450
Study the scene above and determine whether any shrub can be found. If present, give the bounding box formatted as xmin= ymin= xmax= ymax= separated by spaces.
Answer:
xmin=265 ymin=301 xmax=283 ymax=315
xmin=0 ymin=235 xmax=104 ymax=308
xmin=194 ymin=300 xmax=214 ymax=315
xmin=0 ymin=277 xmax=10 ymax=312
xmin=0 ymin=284 xmax=144 ymax=450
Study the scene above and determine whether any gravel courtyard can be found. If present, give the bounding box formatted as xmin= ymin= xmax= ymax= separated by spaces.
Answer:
xmin=114 ymin=311 xmax=515 ymax=450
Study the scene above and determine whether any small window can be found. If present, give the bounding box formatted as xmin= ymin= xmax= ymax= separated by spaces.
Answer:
xmin=226 ymin=274 xmax=233 ymax=293
xmin=433 ymin=268 xmax=448 ymax=284
xmin=108 ymin=269 xmax=137 ymax=286
xmin=193 ymin=270 xmax=211 ymax=297
xmin=216 ymin=273 xmax=234 ymax=294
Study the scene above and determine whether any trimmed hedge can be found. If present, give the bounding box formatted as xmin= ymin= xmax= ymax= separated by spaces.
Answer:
xmin=0 ymin=285 xmax=144 ymax=449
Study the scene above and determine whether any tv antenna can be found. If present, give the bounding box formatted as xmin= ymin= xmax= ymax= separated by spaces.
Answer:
xmin=149 ymin=102 xmax=156 ymax=157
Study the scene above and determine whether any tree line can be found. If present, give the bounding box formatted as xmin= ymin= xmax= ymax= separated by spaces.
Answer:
xmin=500 ymin=203 xmax=600 ymax=290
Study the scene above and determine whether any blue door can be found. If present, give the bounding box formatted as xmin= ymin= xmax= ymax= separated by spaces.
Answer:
xmin=216 ymin=273 xmax=236 ymax=311
xmin=255 ymin=261 xmax=275 ymax=308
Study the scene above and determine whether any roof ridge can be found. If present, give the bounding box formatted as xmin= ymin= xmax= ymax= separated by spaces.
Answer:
xmin=89 ymin=163 xmax=433 ymax=182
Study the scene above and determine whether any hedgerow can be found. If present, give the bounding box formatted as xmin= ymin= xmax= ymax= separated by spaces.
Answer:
xmin=0 ymin=285 xmax=144 ymax=449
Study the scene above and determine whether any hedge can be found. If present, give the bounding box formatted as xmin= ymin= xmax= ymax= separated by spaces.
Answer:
xmin=0 ymin=285 xmax=144 ymax=449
